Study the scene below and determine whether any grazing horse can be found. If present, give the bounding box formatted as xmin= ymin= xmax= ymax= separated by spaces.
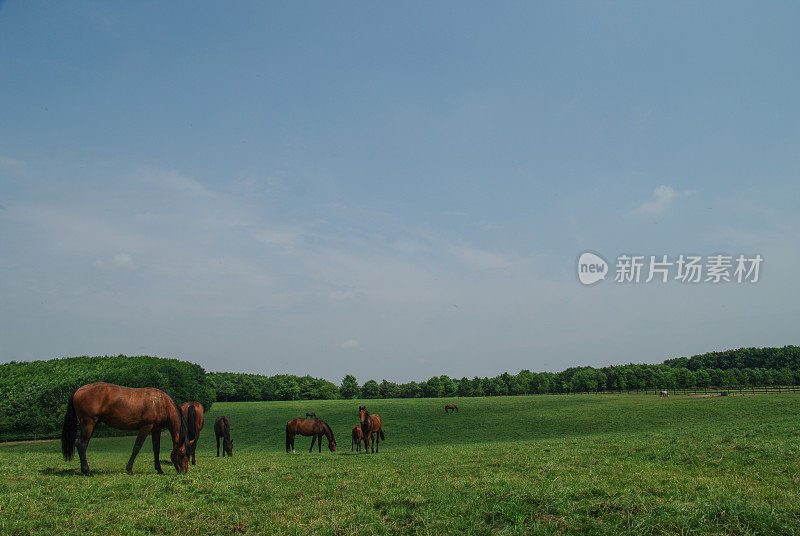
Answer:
xmin=351 ymin=425 xmax=364 ymax=452
xmin=358 ymin=406 xmax=384 ymax=454
xmin=444 ymin=404 xmax=459 ymax=413
xmin=180 ymin=401 xmax=204 ymax=465
xmin=61 ymin=382 xmax=190 ymax=476
xmin=214 ymin=416 xmax=233 ymax=457
xmin=305 ymin=412 xmax=317 ymax=419
xmin=285 ymin=418 xmax=336 ymax=454
xmin=660 ymin=390 xmax=670 ymax=398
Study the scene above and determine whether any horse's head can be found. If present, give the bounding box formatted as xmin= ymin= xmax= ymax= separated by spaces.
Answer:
xmin=171 ymin=444 xmax=189 ymax=474
xmin=223 ymin=437 xmax=233 ymax=456
xmin=171 ymin=396 xmax=190 ymax=473
xmin=324 ymin=423 xmax=337 ymax=452
xmin=359 ymin=406 xmax=368 ymax=427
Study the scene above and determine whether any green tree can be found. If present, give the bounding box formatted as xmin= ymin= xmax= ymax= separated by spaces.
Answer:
xmin=339 ymin=375 xmax=359 ymax=399
xmin=379 ymin=380 xmax=400 ymax=398
xmin=361 ymin=380 xmax=381 ymax=399
xmin=439 ymin=375 xmax=456 ymax=397
xmin=423 ymin=376 xmax=443 ymax=397
xmin=456 ymin=377 xmax=473 ymax=397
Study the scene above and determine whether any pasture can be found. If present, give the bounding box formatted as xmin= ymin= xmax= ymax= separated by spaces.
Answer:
xmin=1 ymin=393 xmax=799 ymax=535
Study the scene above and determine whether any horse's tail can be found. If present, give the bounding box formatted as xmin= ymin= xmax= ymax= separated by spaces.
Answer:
xmin=186 ymin=405 xmax=197 ymax=443
xmin=379 ymin=429 xmax=385 ymax=441
xmin=61 ymin=392 xmax=78 ymax=461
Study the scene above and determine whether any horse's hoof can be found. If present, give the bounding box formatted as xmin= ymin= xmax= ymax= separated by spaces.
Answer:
xmin=82 ymin=471 xmax=93 ymax=477
xmin=126 ymin=469 xmax=133 ymax=475
xmin=156 ymin=470 xmax=165 ymax=475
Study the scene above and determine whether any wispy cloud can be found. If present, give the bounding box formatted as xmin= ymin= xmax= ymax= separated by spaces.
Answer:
xmin=94 ymin=253 xmax=136 ymax=269
xmin=0 ymin=156 xmax=28 ymax=174
xmin=143 ymin=169 xmax=215 ymax=198
xmin=629 ymin=185 xmax=693 ymax=217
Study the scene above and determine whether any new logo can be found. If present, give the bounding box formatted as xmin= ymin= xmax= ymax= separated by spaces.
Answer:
xmin=577 ymin=252 xmax=608 ymax=285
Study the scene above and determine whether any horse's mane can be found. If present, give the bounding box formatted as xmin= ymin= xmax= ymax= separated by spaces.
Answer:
xmin=321 ymin=420 xmax=334 ymax=441
xmin=169 ymin=396 xmax=189 ymax=448
xmin=223 ymin=416 xmax=231 ymax=439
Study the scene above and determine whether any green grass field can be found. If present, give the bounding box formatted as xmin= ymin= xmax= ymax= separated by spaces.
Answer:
xmin=1 ymin=393 xmax=799 ymax=536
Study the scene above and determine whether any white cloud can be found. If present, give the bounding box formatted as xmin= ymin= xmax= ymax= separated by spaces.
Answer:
xmin=629 ymin=185 xmax=693 ymax=217
xmin=341 ymin=339 xmax=359 ymax=349
xmin=95 ymin=253 xmax=136 ymax=269
xmin=0 ymin=156 xmax=28 ymax=174
xmin=144 ymin=169 xmax=215 ymax=198
xmin=449 ymin=245 xmax=509 ymax=270
xmin=112 ymin=253 xmax=135 ymax=268
xmin=6 ymin=205 xmax=153 ymax=255
xmin=329 ymin=289 xmax=359 ymax=301
xmin=253 ymin=228 xmax=302 ymax=248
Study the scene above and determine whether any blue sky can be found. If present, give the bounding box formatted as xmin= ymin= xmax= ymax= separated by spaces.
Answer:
xmin=1 ymin=2 xmax=798 ymax=382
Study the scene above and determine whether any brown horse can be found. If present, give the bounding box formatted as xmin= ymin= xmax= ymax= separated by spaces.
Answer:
xmin=444 ymin=404 xmax=459 ymax=413
xmin=351 ymin=425 xmax=364 ymax=452
xmin=180 ymin=401 xmax=204 ymax=465
xmin=214 ymin=416 xmax=233 ymax=457
xmin=358 ymin=406 xmax=384 ymax=454
xmin=285 ymin=418 xmax=336 ymax=453
xmin=61 ymin=382 xmax=190 ymax=476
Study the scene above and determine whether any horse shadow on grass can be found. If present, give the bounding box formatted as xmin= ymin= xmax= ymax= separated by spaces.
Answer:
xmin=40 ymin=467 xmax=115 ymax=477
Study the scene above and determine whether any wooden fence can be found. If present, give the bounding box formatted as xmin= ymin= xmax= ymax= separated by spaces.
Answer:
xmin=553 ymin=385 xmax=800 ymax=396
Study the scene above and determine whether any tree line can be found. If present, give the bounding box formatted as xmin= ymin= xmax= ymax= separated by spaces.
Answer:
xmin=0 ymin=355 xmax=215 ymax=441
xmin=1 ymin=346 xmax=798 ymax=441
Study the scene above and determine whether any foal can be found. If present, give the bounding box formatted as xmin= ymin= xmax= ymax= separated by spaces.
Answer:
xmin=214 ymin=416 xmax=233 ymax=457
xmin=351 ymin=425 xmax=364 ymax=452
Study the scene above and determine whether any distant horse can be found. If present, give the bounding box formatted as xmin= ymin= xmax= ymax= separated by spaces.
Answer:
xmin=214 ymin=416 xmax=233 ymax=457
xmin=358 ymin=406 xmax=384 ymax=454
xmin=61 ymin=382 xmax=190 ymax=476
xmin=306 ymin=412 xmax=317 ymax=419
xmin=660 ymin=390 xmax=670 ymax=398
xmin=351 ymin=425 xmax=364 ymax=452
xmin=180 ymin=401 xmax=204 ymax=465
xmin=444 ymin=404 xmax=459 ymax=413
xmin=285 ymin=418 xmax=336 ymax=454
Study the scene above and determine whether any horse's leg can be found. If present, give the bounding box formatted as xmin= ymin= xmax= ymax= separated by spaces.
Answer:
xmin=152 ymin=429 xmax=165 ymax=474
xmin=319 ymin=434 xmax=322 ymax=453
xmin=77 ymin=418 xmax=97 ymax=476
xmin=216 ymin=435 xmax=221 ymax=457
xmin=309 ymin=434 xmax=316 ymax=453
xmin=126 ymin=425 xmax=152 ymax=474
